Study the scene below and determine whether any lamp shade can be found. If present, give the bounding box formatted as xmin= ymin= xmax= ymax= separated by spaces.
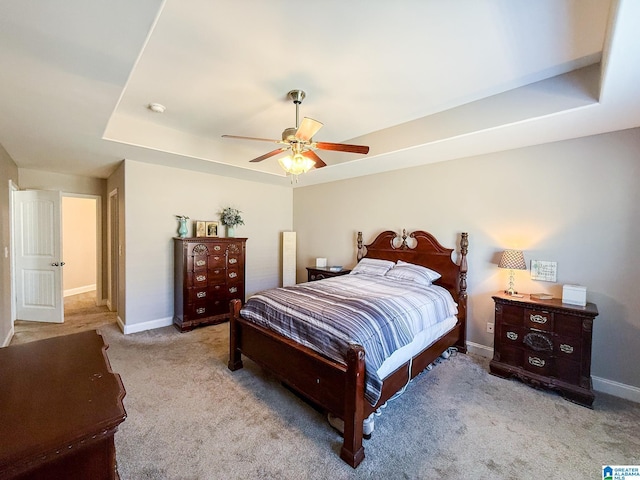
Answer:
xmin=498 ymin=250 xmax=526 ymax=270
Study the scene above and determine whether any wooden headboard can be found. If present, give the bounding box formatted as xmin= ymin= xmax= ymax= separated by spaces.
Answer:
xmin=357 ymin=229 xmax=469 ymax=350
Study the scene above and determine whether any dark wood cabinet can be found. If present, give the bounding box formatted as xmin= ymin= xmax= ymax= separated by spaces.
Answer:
xmin=490 ymin=293 xmax=598 ymax=407
xmin=306 ymin=266 xmax=351 ymax=282
xmin=174 ymin=237 xmax=247 ymax=332
xmin=0 ymin=331 xmax=126 ymax=479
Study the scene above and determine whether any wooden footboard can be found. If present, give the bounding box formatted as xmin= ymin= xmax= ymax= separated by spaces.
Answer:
xmin=229 ymin=299 xmax=366 ymax=466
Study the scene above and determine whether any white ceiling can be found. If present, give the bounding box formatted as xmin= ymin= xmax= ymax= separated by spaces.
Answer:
xmin=1 ymin=0 xmax=639 ymax=187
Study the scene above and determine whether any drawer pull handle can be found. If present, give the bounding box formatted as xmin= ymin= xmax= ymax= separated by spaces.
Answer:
xmin=213 ymin=256 xmax=221 ymax=261
xmin=195 ymin=259 xmax=206 ymax=267
xmin=560 ymin=344 xmax=574 ymax=354
xmin=229 ymin=272 xmax=237 ymax=278
xmin=506 ymin=331 xmax=518 ymax=341
xmin=196 ymin=307 xmax=206 ymax=314
xmin=229 ymin=287 xmax=238 ymax=294
xmin=196 ymin=291 xmax=206 ymax=298
xmin=530 ymin=314 xmax=548 ymax=324
xmin=214 ymin=245 xmax=221 ymax=251
xmin=213 ymin=270 xmax=221 ymax=274
xmin=196 ymin=275 xmax=206 ymax=282
xmin=528 ymin=356 xmax=545 ymax=368
xmin=229 ymin=258 xmax=237 ymax=264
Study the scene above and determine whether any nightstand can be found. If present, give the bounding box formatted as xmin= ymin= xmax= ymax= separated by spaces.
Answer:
xmin=306 ymin=266 xmax=351 ymax=282
xmin=490 ymin=292 xmax=598 ymax=407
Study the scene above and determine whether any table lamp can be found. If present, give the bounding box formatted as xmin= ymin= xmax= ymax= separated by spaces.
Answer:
xmin=498 ymin=249 xmax=526 ymax=295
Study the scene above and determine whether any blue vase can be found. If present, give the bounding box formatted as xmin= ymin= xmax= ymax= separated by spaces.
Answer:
xmin=178 ymin=218 xmax=188 ymax=237
xmin=227 ymin=226 xmax=235 ymax=238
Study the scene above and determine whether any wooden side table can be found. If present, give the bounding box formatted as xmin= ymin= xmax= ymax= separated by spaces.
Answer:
xmin=490 ymin=292 xmax=598 ymax=407
xmin=0 ymin=330 xmax=126 ymax=479
xmin=306 ymin=266 xmax=351 ymax=282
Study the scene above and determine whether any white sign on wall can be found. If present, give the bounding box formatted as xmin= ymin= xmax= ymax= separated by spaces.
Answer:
xmin=530 ymin=260 xmax=557 ymax=282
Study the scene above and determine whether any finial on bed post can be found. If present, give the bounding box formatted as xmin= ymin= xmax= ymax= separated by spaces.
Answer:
xmin=457 ymin=232 xmax=469 ymax=353
xmin=400 ymin=229 xmax=409 ymax=249
xmin=357 ymin=231 xmax=365 ymax=261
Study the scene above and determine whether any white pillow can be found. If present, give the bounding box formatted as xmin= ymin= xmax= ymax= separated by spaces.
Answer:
xmin=350 ymin=258 xmax=395 ymax=276
xmin=385 ymin=260 xmax=441 ymax=286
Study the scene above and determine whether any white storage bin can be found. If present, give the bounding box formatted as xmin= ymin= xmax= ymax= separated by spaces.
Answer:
xmin=562 ymin=284 xmax=587 ymax=306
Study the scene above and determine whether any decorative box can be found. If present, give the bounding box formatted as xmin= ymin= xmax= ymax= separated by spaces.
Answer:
xmin=562 ymin=284 xmax=587 ymax=306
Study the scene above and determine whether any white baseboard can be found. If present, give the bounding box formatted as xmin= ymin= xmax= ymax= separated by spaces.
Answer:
xmin=1 ymin=324 xmax=14 ymax=347
xmin=466 ymin=341 xmax=493 ymax=358
xmin=117 ymin=316 xmax=173 ymax=335
xmin=64 ymin=284 xmax=96 ymax=297
xmin=465 ymin=341 xmax=639 ymax=404
xmin=593 ymin=376 xmax=640 ymax=404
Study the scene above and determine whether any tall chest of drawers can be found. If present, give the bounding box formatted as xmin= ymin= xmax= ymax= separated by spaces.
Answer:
xmin=174 ymin=237 xmax=247 ymax=332
xmin=490 ymin=293 xmax=598 ymax=407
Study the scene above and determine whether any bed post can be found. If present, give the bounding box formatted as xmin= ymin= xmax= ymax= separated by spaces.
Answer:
xmin=340 ymin=344 xmax=366 ymax=468
xmin=228 ymin=299 xmax=244 ymax=371
xmin=456 ymin=232 xmax=469 ymax=353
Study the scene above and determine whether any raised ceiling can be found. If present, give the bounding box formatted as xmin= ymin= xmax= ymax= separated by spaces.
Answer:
xmin=1 ymin=0 xmax=639 ymax=187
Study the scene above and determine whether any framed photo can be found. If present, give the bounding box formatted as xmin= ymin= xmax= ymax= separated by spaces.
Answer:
xmin=195 ymin=221 xmax=206 ymax=238
xmin=205 ymin=221 xmax=218 ymax=238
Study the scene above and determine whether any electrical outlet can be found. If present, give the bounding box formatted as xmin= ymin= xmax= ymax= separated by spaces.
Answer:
xmin=486 ymin=322 xmax=494 ymax=334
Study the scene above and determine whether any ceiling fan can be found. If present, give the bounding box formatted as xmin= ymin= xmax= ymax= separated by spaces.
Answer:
xmin=222 ymin=90 xmax=369 ymax=178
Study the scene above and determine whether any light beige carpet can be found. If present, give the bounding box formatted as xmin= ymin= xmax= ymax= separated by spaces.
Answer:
xmin=96 ymin=322 xmax=640 ymax=480
xmin=11 ymin=297 xmax=640 ymax=479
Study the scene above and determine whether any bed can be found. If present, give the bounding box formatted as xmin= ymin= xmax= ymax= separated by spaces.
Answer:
xmin=228 ymin=229 xmax=468 ymax=467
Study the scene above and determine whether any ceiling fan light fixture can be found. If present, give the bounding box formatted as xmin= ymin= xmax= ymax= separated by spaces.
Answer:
xmin=278 ymin=153 xmax=315 ymax=177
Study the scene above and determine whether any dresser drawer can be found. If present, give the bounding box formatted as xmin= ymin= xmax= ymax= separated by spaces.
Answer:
xmin=186 ymin=301 xmax=210 ymax=319
xmin=499 ymin=325 xmax=524 ymax=345
xmin=523 ymin=351 xmax=553 ymax=377
xmin=209 ymin=253 xmax=226 ymax=268
xmin=554 ymin=313 xmax=583 ymax=337
xmin=190 ymin=255 xmax=208 ymax=271
xmin=188 ymin=271 xmax=209 ymax=287
xmin=496 ymin=344 xmax=523 ymax=367
xmin=498 ymin=304 xmax=524 ymax=326
xmin=524 ymin=308 xmax=553 ymax=332
xmin=227 ymin=284 xmax=242 ymax=297
xmin=227 ymin=254 xmax=243 ymax=268
xmin=555 ymin=335 xmax=582 ymax=360
xmin=187 ymin=287 xmax=209 ymax=303
xmin=555 ymin=357 xmax=581 ymax=385
xmin=208 ymin=268 xmax=226 ymax=283
xmin=209 ymin=297 xmax=228 ymax=316
xmin=227 ymin=267 xmax=242 ymax=283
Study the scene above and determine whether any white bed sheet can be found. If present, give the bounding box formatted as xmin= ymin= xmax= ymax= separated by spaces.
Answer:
xmin=377 ymin=315 xmax=458 ymax=380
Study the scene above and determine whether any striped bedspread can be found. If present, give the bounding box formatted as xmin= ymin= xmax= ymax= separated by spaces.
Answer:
xmin=239 ymin=274 xmax=458 ymax=405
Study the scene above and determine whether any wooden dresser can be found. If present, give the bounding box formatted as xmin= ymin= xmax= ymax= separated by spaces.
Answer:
xmin=490 ymin=293 xmax=598 ymax=407
xmin=174 ymin=237 xmax=247 ymax=332
xmin=0 ymin=330 xmax=126 ymax=479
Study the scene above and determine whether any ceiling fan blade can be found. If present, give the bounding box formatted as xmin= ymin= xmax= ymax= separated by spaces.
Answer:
xmin=302 ymin=150 xmax=327 ymax=168
xmin=249 ymin=148 xmax=287 ymax=163
xmin=295 ymin=117 xmax=324 ymax=142
xmin=222 ymin=134 xmax=280 ymax=143
xmin=315 ymin=142 xmax=370 ymax=155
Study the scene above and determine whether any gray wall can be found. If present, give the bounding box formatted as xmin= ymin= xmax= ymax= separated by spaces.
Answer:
xmin=118 ymin=159 xmax=293 ymax=333
xmin=0 ymin=143 xmax=18 ymax=346
xmin=293 ymin=128 xmax=640 ymax=399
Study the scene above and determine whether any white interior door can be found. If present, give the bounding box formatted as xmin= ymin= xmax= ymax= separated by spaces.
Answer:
xmin=14 ymin=190 xmax=64 ymax=323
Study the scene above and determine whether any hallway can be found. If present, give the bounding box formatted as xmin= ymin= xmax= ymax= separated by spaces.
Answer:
xmin=11 ymin=291 xmax=117 ymax=345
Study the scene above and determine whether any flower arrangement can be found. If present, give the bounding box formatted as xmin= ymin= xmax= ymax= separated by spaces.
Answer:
xmin=220 ymin=207 xmax=244 ymax=227
xmin=175 ymin=215 xmax=189 ymax=220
